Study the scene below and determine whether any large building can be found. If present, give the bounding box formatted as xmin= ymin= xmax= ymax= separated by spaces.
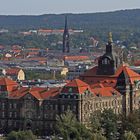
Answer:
xmin=0 ymin=33 xmax=140 ymax=135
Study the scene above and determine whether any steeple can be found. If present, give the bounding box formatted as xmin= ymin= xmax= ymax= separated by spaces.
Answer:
xmin=97 ymin=32 xmax=120 ymax=75
xmin=108 ymin=32 xmax=113 ymax=44
xmin=63 ymin=16 xmax=70 ymax=53
xmin=64 ymin=16 xmax=68 ymax=32
xmin=106 ymin=32 xmax=113 ymax=54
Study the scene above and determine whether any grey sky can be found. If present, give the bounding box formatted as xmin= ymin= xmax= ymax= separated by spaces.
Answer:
xmin=0 ymin=0 xmax=140 ymax=15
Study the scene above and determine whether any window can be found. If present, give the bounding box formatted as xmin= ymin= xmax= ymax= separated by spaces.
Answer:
xmin=55 ymin=105 xmax=58 ymax=111
xmin=68 ymin=87 xmax=73 ymax=92
xmin=102 ymin=58 xmax=110 ymax=65
xmin=9 ymin=112 xmax=12 ymax=118
xmin=73 ymin=105 xmax=76 ymax=111
xmin=14 ymin=112 xmax=17 ymax=118
xmin=62 ymin=105 xmax=65 ymax=111
xmin=2 ymin=112 xmax=5 ymax=118
xmin=2 ymin=103 xmax=5 ymax=109
xmin=13 ymin=103 xmax=17 ymax=109
xmin=9 ymin=103 xmax=12 ymax=109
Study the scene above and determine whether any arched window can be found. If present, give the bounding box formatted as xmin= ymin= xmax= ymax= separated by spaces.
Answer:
xmin=102 ymin=58 xmax=110 ymax=65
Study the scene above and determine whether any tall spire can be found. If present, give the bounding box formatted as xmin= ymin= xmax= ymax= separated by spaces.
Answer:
xmin=106 ymin=32 xmax=113 ymax=54
xmin=64 ymin=15 xmax=68 ymax=32
xmin=108 ymin=32 xmax=113 ymax=44
xmin=63 ymin=15 xmax=70 ymax=53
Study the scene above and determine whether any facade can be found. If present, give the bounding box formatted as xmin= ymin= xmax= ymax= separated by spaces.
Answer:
xmin=0 ymin=33 xmax=140 ymax=135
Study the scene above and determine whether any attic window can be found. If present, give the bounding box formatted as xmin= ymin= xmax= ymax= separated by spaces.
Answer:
xmin=96 ymin=93 xmax=101 ymax=97
xmin=112 ymin=92 xmax=117 ymax=96
xmin=68 ymin=87 xmax=73 ymax=93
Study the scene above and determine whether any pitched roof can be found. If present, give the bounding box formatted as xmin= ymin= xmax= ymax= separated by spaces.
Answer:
xmin=5 ymin=68 xmax=21 ymax=75
xmin=9 ymin=86 xmax=60 ymax=100
xmin=91 ymin=84 xmax=121 ymax=97
xmin=61 ymin=79 xmax=92 ymax=94
xmin=81 ymin=66 xmax=98 ymax=76
xmin=0 ymin=77 xmax=19 ymax=92
xmin=64 ymin=55 xmax=89 ymax=61
xmin=0 ymin=77 xmax=18 ymax=86
xmin=115 ymin=65 xmax=140 ymax=84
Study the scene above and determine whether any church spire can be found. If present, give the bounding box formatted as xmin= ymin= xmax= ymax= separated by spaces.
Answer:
xmin=64 ymin=16 xmax=68 ymax=32
xmin=63 ymin=15 xmax=70 ymax=53
xmin=108 ymin=32 xmax=113 ymax=44
xmin=106 ymin=32 xmax=113 ymax=54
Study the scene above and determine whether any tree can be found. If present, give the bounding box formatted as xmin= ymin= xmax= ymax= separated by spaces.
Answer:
xmin=5 ymin=130 xmax=36 ymax=140
xmin=122 ymin=110 xmax=140 ymax=139
xmin=56 ymin=110 xmax=92 ymax=140
xmin=90 ymin=109 xmax=118 ymax=140
xmin=101 ymin=109 xmax=118 ymax=140
xmin=90 ymin=110 xmax=102 ymax=133
xmin=92 ymin=133 xmax=107 ymax=140
xmin=123 ymin=131 xmax=137 ymax=140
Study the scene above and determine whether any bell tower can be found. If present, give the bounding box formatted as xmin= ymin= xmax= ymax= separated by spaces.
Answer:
xmin=63 ymin=16 xmax=70 ymax=53
xmin=97 ymin=32 xmax=120 ymax=75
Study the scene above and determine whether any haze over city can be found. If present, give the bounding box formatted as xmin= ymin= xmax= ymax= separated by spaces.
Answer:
xmin=0 ymin=0 xmax=140 ymax=15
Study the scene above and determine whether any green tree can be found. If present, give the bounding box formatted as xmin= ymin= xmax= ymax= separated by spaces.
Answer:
xmin=5 ymin=130 xmax=36 ymax=140
xmin=122 ymin=110 xmax=140 ymax=139
xmin=90 ymin=109 xmax=118 ymax=140
xmin=56 ymin=110 xmax=92 ymax=140
xmin=101 ymin=109 xmax=118 ymax=140
xmin=123 ymin=131 xmax=137 ymax=140
xmin=90 ymin=110 xmax=102 ymax=133
xmin=92 ymin=133 xmax=107 ymax=140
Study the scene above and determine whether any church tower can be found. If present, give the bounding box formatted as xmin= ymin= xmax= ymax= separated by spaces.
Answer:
xmin=97 ymin=32 xmax=120 ymax=75
xmin=63 ymin=16 xmax=70 ymax=53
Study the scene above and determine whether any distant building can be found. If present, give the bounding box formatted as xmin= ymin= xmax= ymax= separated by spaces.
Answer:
xmin=67 ymin=65 xmax=90 ymax=80
xmin=2 ymin=67 xmax=25 ymax=81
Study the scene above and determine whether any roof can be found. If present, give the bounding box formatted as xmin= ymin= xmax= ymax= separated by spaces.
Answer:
xmin=115 ymin=65 xmax=140 ymax=84
xmin=91 ymin=83 xmax=121 ymax=97
xmin=5 ymin=68 xmax=21 ymax=75
xmin=9 ymin=86 xmax=60 ymax=100
xmin=0 ymin=77 xmax=18 ymax=86
xmin=81 ymin=66 xmax=98 ymax=76
xmin=0 ymin=77 xmax=18 ymax=92
xmin=64 ymin=55 xmax=89 ymax=61
xmin=61 ymin=79 xmax=92 ymax=94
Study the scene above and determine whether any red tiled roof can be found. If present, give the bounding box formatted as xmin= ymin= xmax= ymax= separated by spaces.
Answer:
xmin=115 ymin=65 xmax=140 ymax=84
xmin=61 ymin=79 xmax=92 ymax=94
xmin=91 ymin=84 xmax=121 ymax=97
xmin=5 ymin=68 xmax=21 ymax=75
xmin=82 ymin=66 xmax=98 ymax=76
xmin=134 ymin=60 xmax=140 ymax=66
xmin=9 ymin=87 xmax=60 ymax=100
xmin=0 ymin=77 xmax=18 ymax=92
xmin=0 ymin=77 xmax=18 ymax=86
xmin=64 ymin=56 xmax=89 ymax=61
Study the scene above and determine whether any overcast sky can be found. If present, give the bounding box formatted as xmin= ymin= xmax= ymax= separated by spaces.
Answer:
xmin=0 ymin=0 xmax=140 ymax=15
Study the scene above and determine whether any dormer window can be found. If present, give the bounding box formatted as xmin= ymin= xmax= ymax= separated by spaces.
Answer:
xmin=102 ymin=58 xmax=110 ymax=65
xmin=68 ymin=87 xmax=73 ymax=93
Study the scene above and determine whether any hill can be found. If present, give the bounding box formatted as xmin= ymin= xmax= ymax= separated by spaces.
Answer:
xmin=0 ymin=9 xmax=140 ymax=31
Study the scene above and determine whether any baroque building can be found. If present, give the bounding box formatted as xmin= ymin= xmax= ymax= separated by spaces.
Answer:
xmin=0 ymin=33 xmax=140 ymax=135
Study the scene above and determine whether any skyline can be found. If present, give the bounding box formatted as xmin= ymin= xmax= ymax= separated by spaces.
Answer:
xmin=0 ymin=0 xmax=140 ymax=15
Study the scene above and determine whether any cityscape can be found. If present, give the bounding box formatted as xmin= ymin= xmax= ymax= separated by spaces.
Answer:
xmin=0 ymin=0 xmax=140 ymax=140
